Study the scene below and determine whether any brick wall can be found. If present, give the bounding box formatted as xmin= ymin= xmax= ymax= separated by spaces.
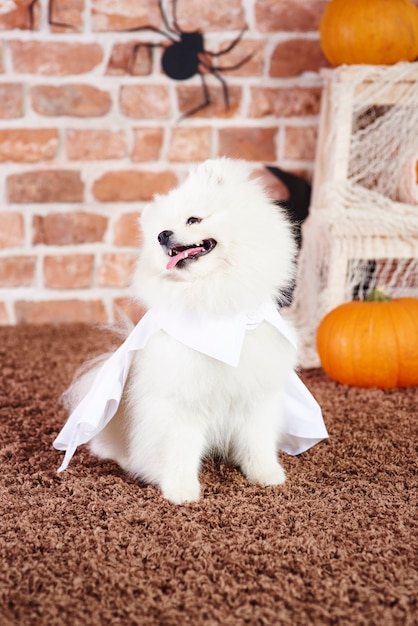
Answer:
xmin=0 ymin=0 xmax=330 ymax=324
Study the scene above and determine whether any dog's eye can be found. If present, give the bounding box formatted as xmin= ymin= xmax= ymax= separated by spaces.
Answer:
xmin=186 ymin=216 xmax=202 ymax=225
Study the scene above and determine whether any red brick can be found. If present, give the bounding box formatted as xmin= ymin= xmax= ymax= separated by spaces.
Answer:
xmin=43 ymin=254 xmax=94 ymax=289
xmin=31 ymin=85 xmax=112 ymax=117
xmin=270 ymin=39 xmax=329 ymax=77
xmin=113 ymin=212 xmax=141 ymax=247
xmin=0 ymin=213 xmax=25 ymax=248
xmin=0 ymin=84 xmax=24 ymax=119
xmin=283 ymin=125 xmax=317 ymax=161
xmin=250 ymin=86 xmax=322 ymax=118
xmin=92 ymin=170 xmax=177 ymax=202
xmin=10 ymin=41 xmax=103 ymax=75
xmin=168 ymin=127 xmax=212 ymax=162
xmin=175 ymin=0 xmax=245 ymax=31
xmin=0 ymin=256 xmax=36 ymax=287
xmin=7 ymin=170 xmax=84 ymax=204
xmin=32 ymin=212 xmax=108 ymax=245
xmin=15 ymin=299 xmax=107 ymax=324
xmin=177 ymin=85 xmax=242 ymax=118
xmin=0 ymin=129 xmax=58 ymax=163
xmin=0 ymin=0 xmax=40 ymax=30
xmin=98 ymin=252 xmax=137 ymax=287
xmin=106 ymin=42 xmax=153 ymax=76
xmin=255 ymin=0 xmax=328 ymax=32
xmin=120 ymin=85 xmax=170 ymax=119
xmin=49 ymin=0 xmax=84 ymax=33
xmin=218 ymin=127 xmax=277 ymax=161
xmin=0 ymin=302 xmax=9 ymax=325
xmin=131 ymin=128 xmax=164 ymax=162
xmin=92 ymin=0 xmax=161 ymax=32
xmin=66 ymin=129 xmax=127 ymax=160
xmin=113 ymin=298 xmax=146 ymax=324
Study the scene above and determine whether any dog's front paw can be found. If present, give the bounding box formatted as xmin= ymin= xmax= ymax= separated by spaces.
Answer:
xmin=161 ymin=477 xmax=201 ymax=505
xmin=244 ymin=462 xmax=286 ymax=487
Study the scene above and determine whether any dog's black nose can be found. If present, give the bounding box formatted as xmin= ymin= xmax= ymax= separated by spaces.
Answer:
xmin=158 ymin=230 xmax=173 ymax=246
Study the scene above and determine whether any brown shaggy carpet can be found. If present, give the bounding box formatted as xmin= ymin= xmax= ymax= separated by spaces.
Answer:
xmin=0 ymin=323 xmax=417 ymax=626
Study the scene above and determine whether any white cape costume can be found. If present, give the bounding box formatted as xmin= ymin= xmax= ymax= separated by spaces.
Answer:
xmin=54 ymin=301 xmax=328 ymax=472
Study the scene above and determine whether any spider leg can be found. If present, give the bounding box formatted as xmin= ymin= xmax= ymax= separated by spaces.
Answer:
xmin=200 ymin=27 xmax=253 ymax=74
xmin=197 ymin=57 xmax=236 ymax=111
xmin=159 ymin=0 xmax=180 ymax=35
xmin=210 ymin=52 xmax=254 ymax=72
xmin=45 ymin=0 xmax=75 ymax=30
xmin=124 ymin=24 xmax=177 ymax=43
xmin=170 ymin=0 xmax=182 ymax=33
xmin=122 ymin=1 xmax=177 ymax=39
xmin=210 ymin=68 xmax=230 ymax=110
xmin=178 ymin=73 xmax=211 ymax=120
xmin=28 ymin=0 xmax=37 ymax=30
xmin=206 ymin=27 xmax=247 ymax=57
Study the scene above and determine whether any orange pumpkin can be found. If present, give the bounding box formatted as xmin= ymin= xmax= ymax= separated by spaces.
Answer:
xmin=319 ymin=0 xmax=418 ymax=66
xmin=316 ymin=290 xmax=418 ymax=388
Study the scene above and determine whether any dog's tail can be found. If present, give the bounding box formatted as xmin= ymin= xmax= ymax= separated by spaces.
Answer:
xmin=61 ymin=312 xmax=136 ymax=414
xmin=61 ymin=351 xmax=111 ymax=414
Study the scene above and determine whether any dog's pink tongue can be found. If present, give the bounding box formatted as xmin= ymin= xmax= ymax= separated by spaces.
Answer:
xmin=166 ymin=246 xmax=205 ymax=270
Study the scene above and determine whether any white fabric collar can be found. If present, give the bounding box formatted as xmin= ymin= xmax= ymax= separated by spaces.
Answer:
xmin=54 ymin=302 xmax=328 ymax=472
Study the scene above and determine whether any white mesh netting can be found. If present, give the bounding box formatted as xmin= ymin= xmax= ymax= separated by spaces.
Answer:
xmin=288 ymin=63 xmax=418 ymax=367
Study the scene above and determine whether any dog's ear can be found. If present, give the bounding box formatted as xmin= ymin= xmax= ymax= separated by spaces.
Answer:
xmin=139 ymin=201 xmax=155 ymax=230
xmin=200 ymin=162 xmax=224 ymax=186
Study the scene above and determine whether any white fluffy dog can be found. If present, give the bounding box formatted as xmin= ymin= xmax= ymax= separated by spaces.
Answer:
xmin=65 ymin=158 xmax=298 ymax=504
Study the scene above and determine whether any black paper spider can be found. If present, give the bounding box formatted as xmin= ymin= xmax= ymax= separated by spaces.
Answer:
xmin=128 ymin=0 xmax=253 ymax=118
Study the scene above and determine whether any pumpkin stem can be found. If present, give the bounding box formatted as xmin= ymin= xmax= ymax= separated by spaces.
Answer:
xmin=365 ymin=287 xmax=391 ymax=302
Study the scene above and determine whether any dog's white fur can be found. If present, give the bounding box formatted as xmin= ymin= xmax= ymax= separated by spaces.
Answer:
xmin=66 ymin=158 xmax=298 ymax=504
